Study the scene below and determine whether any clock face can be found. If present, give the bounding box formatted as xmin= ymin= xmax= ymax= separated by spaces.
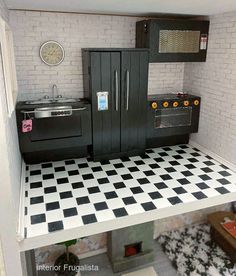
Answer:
xmin=40 ymin=41 xmax=65 ymax=66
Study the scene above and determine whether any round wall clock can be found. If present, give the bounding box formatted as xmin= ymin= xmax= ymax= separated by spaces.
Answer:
xmin=39 ymin=41 xmax=65 ymax=66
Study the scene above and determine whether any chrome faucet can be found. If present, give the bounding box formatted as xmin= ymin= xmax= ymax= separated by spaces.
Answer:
xmin=52 ymin=84 xmax=58 ymax=102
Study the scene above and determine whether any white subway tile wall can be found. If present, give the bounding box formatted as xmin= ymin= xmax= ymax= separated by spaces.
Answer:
xmin=9 ymin=11 xmax=184 ymax=100
xmin=0 ymin=0 xmax=8 ymax=21
xmin=148 ymin=63 xmax=184 ymax=94
xmin=184 ymin=12 xmax=236 ymax=164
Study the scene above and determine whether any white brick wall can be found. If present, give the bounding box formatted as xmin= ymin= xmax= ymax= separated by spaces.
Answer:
xmin=184 ymin=11 xmax=236 ymax=164
xmin=9 ymin=11 xmax=184 ymax=100
xmin=148 ymin=63 xmax=184 ymax=94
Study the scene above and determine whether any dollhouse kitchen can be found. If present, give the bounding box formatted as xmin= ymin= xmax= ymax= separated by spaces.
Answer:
xmin=0 ymin=0 xmax=236 ymax=275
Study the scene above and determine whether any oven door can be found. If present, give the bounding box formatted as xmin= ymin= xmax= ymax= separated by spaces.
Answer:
xmin=17 ymin=103 xmax=92 ymax=152
xmin=154 ymin=107 xmax=192 ymax=129
xmin=30 ymin=113 xmax=83 ymax=141
xmin=147 ymin=104 xmax=200 ymax=139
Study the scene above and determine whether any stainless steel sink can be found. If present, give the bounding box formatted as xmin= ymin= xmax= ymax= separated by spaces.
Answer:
xmin=25 ymin=98 xmax=79 ymax=105
xmin=55 ymin=98 xmax=78 ymax=103
xmin=26 ymin=100 xmax=53 ymax=104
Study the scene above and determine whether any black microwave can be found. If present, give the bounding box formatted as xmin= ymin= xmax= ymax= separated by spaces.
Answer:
xmin=136 ymin=19 xmax=209 ymax=62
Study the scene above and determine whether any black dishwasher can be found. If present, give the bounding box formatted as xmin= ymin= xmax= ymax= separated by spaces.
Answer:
xmin=16 ymin=100 xmax=92 ymax=163
xmin=147 ymin=93 xmax=201 ymax=147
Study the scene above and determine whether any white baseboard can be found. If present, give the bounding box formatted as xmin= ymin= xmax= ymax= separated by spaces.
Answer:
xmin=189 ymin=140 xmax=236 ymax=173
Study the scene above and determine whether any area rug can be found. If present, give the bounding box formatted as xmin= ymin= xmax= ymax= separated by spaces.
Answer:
xmin=158 ymin=223 xmax=236 ymax=276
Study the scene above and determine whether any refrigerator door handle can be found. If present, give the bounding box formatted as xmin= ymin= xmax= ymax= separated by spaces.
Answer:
xmin=126 ymin=70 xmax=130 ymax=111
xmin=115 ymin=70 xmax=119 ymax=111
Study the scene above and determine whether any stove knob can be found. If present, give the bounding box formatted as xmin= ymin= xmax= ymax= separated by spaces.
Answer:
xmin=184 ymin=100 xmax=189 ymax=106
xmin=173 ymin=101 xmax=179 ymax=107
xmin=194 ymin=99 xmax=200 ymax=106
xmin=163 ymin=101 xmax=169 ymax=108
xmin=151 ymin=102 xmax=158 ymax=109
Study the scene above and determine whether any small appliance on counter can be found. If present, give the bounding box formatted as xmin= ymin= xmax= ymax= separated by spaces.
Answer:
xmin=16 ymin=98 xmax=92 ymax=164
xmin=146 ymin=93 xmax=201 ymax=148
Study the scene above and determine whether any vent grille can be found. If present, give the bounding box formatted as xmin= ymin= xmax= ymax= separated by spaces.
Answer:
xmin=159 ymin=30 xmax=200 ymax=53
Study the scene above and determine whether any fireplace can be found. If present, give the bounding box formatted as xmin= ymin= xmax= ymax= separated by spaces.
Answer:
xmin=107 ymin=222 xmax=154 ymax=272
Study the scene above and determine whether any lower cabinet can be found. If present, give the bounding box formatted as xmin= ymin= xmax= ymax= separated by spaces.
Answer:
xmin=82 ymin=49 xmax=149 ymax=160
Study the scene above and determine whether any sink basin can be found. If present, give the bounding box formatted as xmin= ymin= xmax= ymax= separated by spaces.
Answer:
xmin=56 ymin=98 xmax=78 ymax=103
xmin=26 ymin=100 xmax=52 ymax=105
xmin=25 ymin=98 xmax=79 ymax=105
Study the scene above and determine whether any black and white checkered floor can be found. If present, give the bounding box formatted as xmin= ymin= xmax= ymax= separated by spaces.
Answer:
xmin=23 ymin=145 xmax=236 ymax=239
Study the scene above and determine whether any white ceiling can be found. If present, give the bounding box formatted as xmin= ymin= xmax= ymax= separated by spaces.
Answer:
xmin=5 ymin=0 xmax=236 ymax=16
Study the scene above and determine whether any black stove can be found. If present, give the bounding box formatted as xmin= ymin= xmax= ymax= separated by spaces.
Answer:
xmin=147 ymin=93 xmax=201 ymax=148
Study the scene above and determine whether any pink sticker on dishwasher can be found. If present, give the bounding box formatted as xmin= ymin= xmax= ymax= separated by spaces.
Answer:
xmin=22 ymin=119 xmax=32 ymax=133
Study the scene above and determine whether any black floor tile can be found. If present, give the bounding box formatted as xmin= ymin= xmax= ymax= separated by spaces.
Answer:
xmin=113 ymin=182 xmax=126 ymax=189
xmin=121 ymin=174 xmax=133 ymax=180
xmin=31 ymin=214 xmax=46 ymax=224
xmin=72 ymin=182 xmax=84 ymax=189
xmin=82 ymin=174 xmax=94 ymax=180
xmin=68 ymin=170 xmax=79 ymax=176
xmin=215 ymin=187 xmax=230 ymax=194
xmin=141 ymin=202 xmax=156 ymax=211
xmin=30 ymin=196 xmax=44 ymax=205
xmin=60 ymin=191 xmax=73 ymax=199
xmin=30 ymin=181 xmax=42 ymax=189
xmin=196 ymin=182 xmax=209 ymax=190
xmin=106 ymin=170 xmax=118 ymax=176
xmin=113 ymin=208 xmax=128 ymax=217
xmin=57 ymin=178 xmax=69 ymax=184
xmin=76 ymin=196 xmax=90 ymax=205
xmin=55 ymin=166 xmax=66 ymax=172
xmin=46 ymin=201 xmax=60 ymax=211
xmin=177 ymin=178 xmax=190 ymax=185
xmin=48 ymin=221 xmax=64 ymax=232
xmin=105 ymin=191 xmax=118 ymax=199
xmin=63 ymin=207 xmax=78 ymax=217
xmin=44 ymin=186 xmax=57 ymax=194
xmin=94 ymin=202 xmax=108 ymax=211
xmin=88 ymin=187 xmax=100 ymax=194
xmin=148 ymin=191 xmax=162 ymax=199
xmin=43 ymin=174 xmax=54 ymax=180
xmin=168 ymin=196 xmax=182 ymax=205
xmin=155 ymin=182 xmax=168 ymax=189
xmin=173 ymin=187 xmax=187 ymax=194
xmin=192 ymin=192 xmax=207 ymax=200
xmin=30 ymin=170 xmax=41 ymax=176
xmin=137 ymin=178 xmax=150 ymax=185
xmin=160 ymin=174 xmax=173 ymax=181
xmin=122 ymin=196 xmax=137 ymax=205
xmin=92 ymin=166 xmax=103 ymax=172
xmin=82 ymin=214 xmax=97 ymax=224
xmin=97 ymin=178 xmax=109 ymax=184
xmin=130 ymin=187 xmax=144 ymax=194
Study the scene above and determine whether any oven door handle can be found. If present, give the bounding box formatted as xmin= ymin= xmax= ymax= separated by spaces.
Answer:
xmin=20 ymin=107 xmax=87 ymax=115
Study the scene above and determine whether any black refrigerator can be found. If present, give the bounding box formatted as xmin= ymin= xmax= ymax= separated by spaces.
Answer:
xmin=82 ymin=49 xmax=149 ymax=160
